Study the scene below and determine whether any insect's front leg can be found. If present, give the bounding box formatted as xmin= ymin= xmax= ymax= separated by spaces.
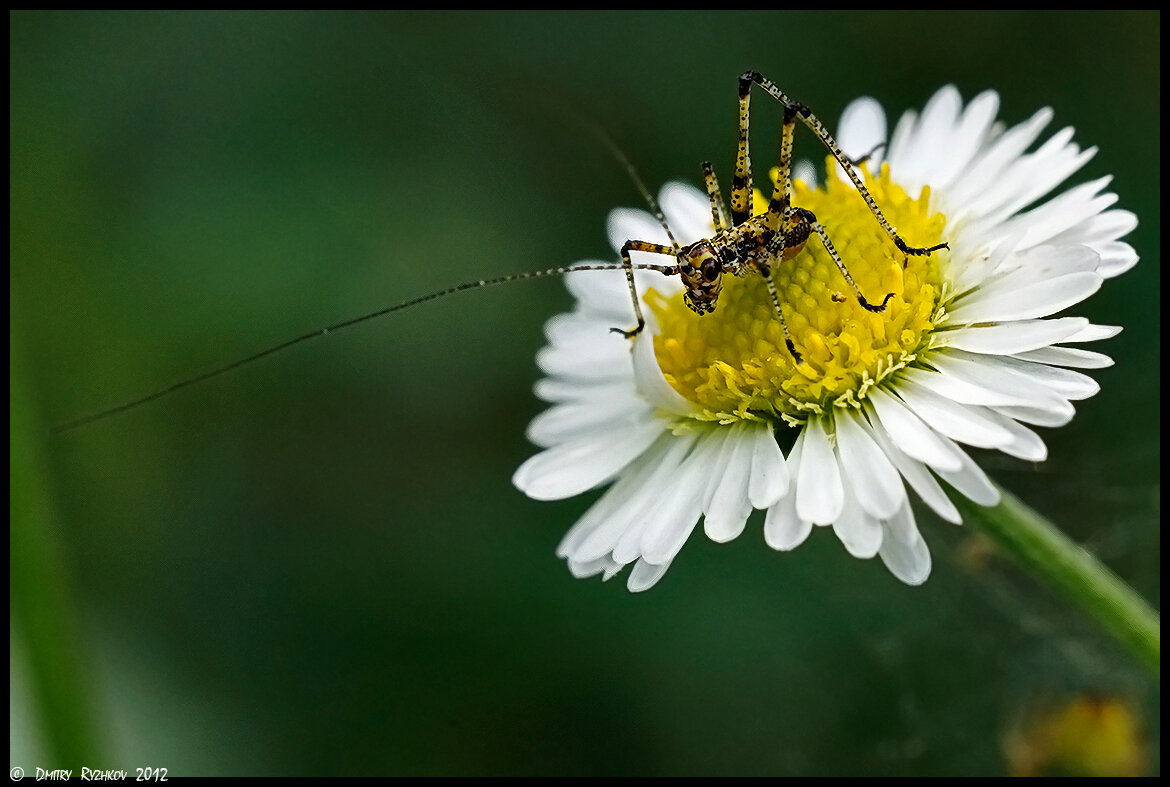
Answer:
xmin=701 ymin=162 xmax=730 ymax=232
xmin=610 ymin=240 xmax=679 ymax=339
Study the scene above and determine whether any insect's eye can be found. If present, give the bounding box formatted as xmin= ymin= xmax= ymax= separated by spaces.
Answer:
xmin=701 ymin=259 xmax=720 ymax=281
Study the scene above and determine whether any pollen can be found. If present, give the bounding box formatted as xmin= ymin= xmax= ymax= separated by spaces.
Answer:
xmin=646 ymin=159 xmax=947 ymax=423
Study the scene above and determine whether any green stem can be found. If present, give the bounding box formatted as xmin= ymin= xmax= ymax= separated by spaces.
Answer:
xmin=11 ymin=319 xmax=102 ymax=767
xmin=952 ymin=485 xmax=1160 ymax=679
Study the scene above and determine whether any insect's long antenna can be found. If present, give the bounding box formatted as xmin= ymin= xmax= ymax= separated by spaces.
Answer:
xmin=587 ymin=123 xmax=683 ymax=255
xmin=52 ymin=262 xmax=675 ymax=434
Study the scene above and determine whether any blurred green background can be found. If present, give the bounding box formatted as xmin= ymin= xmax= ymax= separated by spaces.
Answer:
xmin=11 ymin=11 xmax=1159 ymax=776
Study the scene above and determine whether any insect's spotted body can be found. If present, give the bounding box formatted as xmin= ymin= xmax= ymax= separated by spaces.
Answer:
xmin=677 ymin=205 xmax=810 ymax=316
xmin=56 ymin=71 xmax=947 ymax=432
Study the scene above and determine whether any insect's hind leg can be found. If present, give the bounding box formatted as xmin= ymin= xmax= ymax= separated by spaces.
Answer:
xmin=610 ymin=240 xmax=680 ymax=339
xmin=729 ymin=74 xmax=757 ymax=226
xmin=782 ymin=207 xmax=895 ymax=313
xmin=741 ymin=71 xmax=947 ymax=258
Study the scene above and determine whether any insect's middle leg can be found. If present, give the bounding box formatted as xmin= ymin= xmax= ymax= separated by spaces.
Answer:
xmin=765 ymin=103 xmax=798 ymax=222
xmin=610 ymin=240 xmax=679 ymax=339
xmin=755 ymin=261 xmax=803 ymax=365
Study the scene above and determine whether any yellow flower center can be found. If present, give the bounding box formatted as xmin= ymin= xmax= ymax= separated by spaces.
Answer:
xmin=647 ymin=159 xmax=947 ymax=424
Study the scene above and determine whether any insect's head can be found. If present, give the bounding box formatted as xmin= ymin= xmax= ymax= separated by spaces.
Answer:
xmin=679 ymin=240 xmax=724 ymax=315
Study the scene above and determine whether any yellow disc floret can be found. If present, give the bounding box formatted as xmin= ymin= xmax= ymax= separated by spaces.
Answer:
xmin=647 ymin=158 xmax=946 ymax=424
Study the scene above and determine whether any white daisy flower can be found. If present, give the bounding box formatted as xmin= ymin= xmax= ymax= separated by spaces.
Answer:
xmin=512 ymin=85 xmax=1138 ymax=592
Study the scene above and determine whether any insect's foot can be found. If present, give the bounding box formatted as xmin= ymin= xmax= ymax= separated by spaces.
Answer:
xmin=895 ymin=237 xmax=950 ymax=256
xmin=610 ymin=325 xmax=643 ymax=340
xmin=848 ymin=142 xmax=886 ymax=168
xmin=784 ymin=338 xmax=803 ymax=365
xmin=858 ymin=292 xmax=895 ymax=313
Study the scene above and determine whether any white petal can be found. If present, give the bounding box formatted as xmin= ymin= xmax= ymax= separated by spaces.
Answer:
xmin=601 ymin=562 xmax=625 ymax=582
xmin=1049 ymin=208 xmax=1138 ymax=246
xmin=1064 ymin=323 xmax=1122 ymax=343
xmin=980 ymin=410 xmax=1048 ymax=462
xmin=866 ymin=388 xmax=962 ymax=472
xmin=764 ymin=434 xmax=811 ymax=550
xmin=962 ymin=128 xmax=1096 ymax=231
xmin=926 ymin=89 xmax=1002 ymax=192
xmin=564 ymin=265 xmax=671 ymax=321
xmin=607 ymin=207 xmax=671 ymax=254
xmin=884 ymin=108 xmax=919 ymax=179
xmin=764 ymin=490 xmax=811 ymax=551
xmin=555 ymin=439 xmax=669 ymax=558
xmin=704 ymin=422 xmax=755 ymax=543
xmin=567 ymin=555 xmax=620 ymax=579
xmin=638 ymin=437 xmax=711 ymax=565
xmin=887 ymin=86 xmax=964 ymax=192
xmin=932 ymin=435 xmax=1001 ymax=506
xmin=748 ymin=422 xmax=789 ymax=509
xmin=996 ymin=177 xmax=1118 ymax=250
xmin=1089 ymin=240 xmax=1139 ymax=278
xmin=942 ymin=107 xmax=1053 ymax=216
xmin=562 ymin=264 xmax=629 ymax=316
xmin=946 ymin=232 xmax=1022 ymax=300
xmin=995 ymin=403 xmax=1075 ymax=428
xmin=637 ymin=508 xmax=702 ymax=568
xmin=627 ymin=557 xmax=672 ymax=592
xmin=838 ymin=97 xmax=887 ymax=155
xmin=513 ymin=416 xmax=665 ymax=500
xmin=835 ymin=96 xmax=888 ymax=181
xmin=1011 ymin=346 xmax=1114 ymax=369
xmin=635 ymin=428 xmax=725 ymax=565
xmin=534 ymin=377 xmax=631 ymax=404
xmin=862 ymin=417 xmax=962 ymax=524
xmin=877 ymin=504 xmax=932 ymax=586
xmin=791 ymin=159 xmax=817 ymax=189
xmin=831 ymin=480 xmax=883 ymax=559
xmin=939 ymin=317 xmax=1088 ymax=355
xmin=557 ymin=435 xmax=679 ymax=561
xmin=834 ymin=410 xmax=905 ymax=520
xmin=971 ymin=240 xmax=1100 ymax=287
xmin=901 ymin=364 xmax=1032 ymax=408
xmin=895 ymin=377 xmax=1015 ymax=449
xmin=985 ymin=355 xmax=1100 ymax=401
xmin=796 ymin=417 xmax=845 ymax=525
xmin=526 ymin=391 xmax=652 ymax=448
xmin=659 ymin=182 xmax=714 ymax=242
xmin=537 ymin=316 xmax=632 ymax=381
xmin=632 ymin=330 xmax=702 ymax=417
xmin=948 ymin=270 xmax=1102 ymax=323
xmin=925 ymin=351 xmax=1077 ymax=417
xmin=571 ymin=433 xmax=693 ymax=563
xmin=896 ymin=85 xmax=962 ymax=189
xmin=700 ymin=427 xmax=734 ymax=509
